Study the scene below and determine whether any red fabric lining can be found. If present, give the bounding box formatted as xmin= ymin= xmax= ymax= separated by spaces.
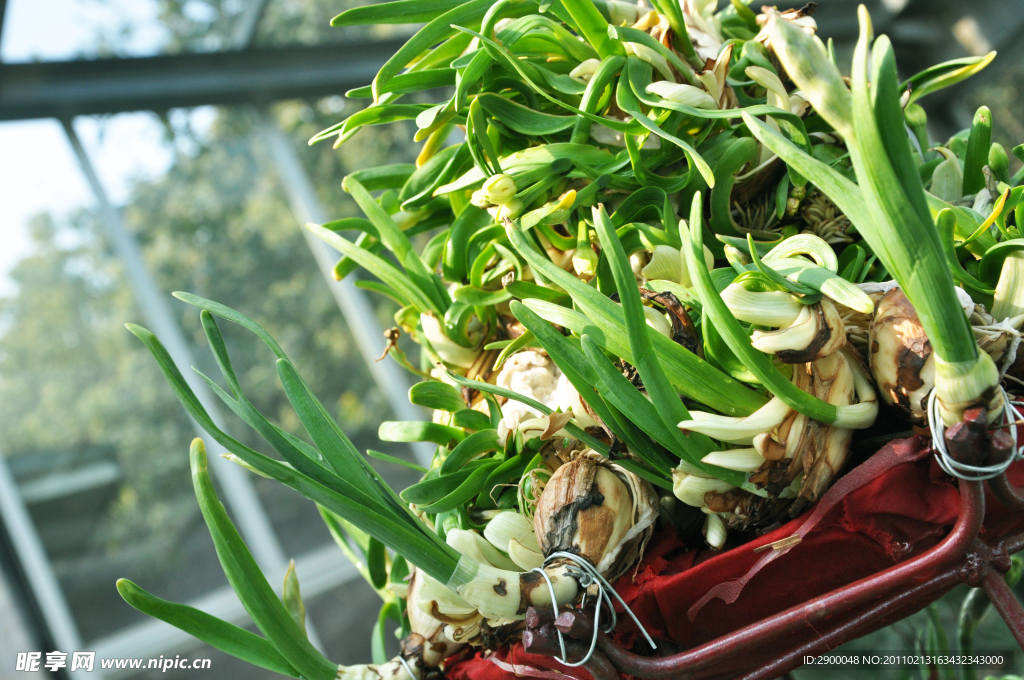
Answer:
xmin=447 ymin=436 xmax=1024 ymax=680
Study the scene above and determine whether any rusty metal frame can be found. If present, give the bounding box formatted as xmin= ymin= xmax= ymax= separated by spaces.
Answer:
xmin=524 ymin=411 xmax=1024 ymax=680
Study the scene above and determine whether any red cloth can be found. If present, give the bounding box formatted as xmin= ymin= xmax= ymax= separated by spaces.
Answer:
xmin=448 ymin=436 xmax=1024 ymax=680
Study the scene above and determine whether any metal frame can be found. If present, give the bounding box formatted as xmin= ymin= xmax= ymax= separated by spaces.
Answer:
xmin=0 ymin=0 xmax=427 ymax=670
xmin=523 ymin=411 xmax=1024 ymax=679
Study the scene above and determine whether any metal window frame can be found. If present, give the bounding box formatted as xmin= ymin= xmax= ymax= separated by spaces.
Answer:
xmin=0 ymin=1 xmax=430 ymax=672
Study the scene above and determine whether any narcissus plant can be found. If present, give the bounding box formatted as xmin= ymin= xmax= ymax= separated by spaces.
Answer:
xmin=116 ymin=0 xmax=1024 ymax=677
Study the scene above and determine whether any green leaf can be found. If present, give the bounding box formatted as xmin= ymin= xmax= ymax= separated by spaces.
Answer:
xmin=437 ymin=143 xmax=615 ymax=195
xmin=371 ymin=602 xmax=400 ymax=665
xmin=116 ymin=580 xmax=302 ymax=679
xmin=904 ymin=52 xmax=996 ymax=105
xmin=367 ymin=449 xmax=429 ymax=473
xmin=452 ymin=285 xmax=512 ymax=305
xmin=277 ymin=358 xmax=385 ymax=493
xmin=617 ymin=58 xmax=714 ymax=187
xmin=938 ymin=209 xmax=995 ymax=297
xmin=963 ymin=106 xmax=992 ymax=196
xmin=371 ymin=0 xmax=494 ymax=101
xmin=409 ymin=380 xmax=465 ymax=412
xmin=591 ymin=204 xmax=713 ymax=464
xmin=348 ymin=69 xmax=457 ymax=99
xmin=307 ymin=224 xmax=440 ymax=314
xmin=767 ymin=13 xmax=852 ymax=136
xmin=281 ymin=561 xmax=307 ymax=635
xmin=741 ymin=113 xmax=872 ymax=229
xmin=571 ymin=55 xmax=625 ymax=144
xmin=506 ymin=221 xmax=766 ymax=415
xmin=609 ymin=24 xmax=694 ymax=83
xmin=189 ymin=440 xmax=337 ymax=680
xmin=845 ymin=9 xmax=976 ymax=364
xmin=367 ymin=538 xmax=389 ymax=590
xmin=709 ymin=137 xmax=758 ymax=239
xmin=476 ymin=93 xmax=575 ymax=136
xmin=420 ymin=461 xmax=500 ymax=513
xmin=558 ymin=0 xmax=624 ymax=58
xmin=311 ymin=104 xmax=432 ymax=145
xmin=440 ymin=429 xmax=500 ymax=474
xmin=979 ymin=239 xmax=1024 ymax=286
xmin=505 ymin=280 xmax=570 ymax=305
xmin=343 ymin=177 xmax=450 ymax=311
xmin=379 ymin=421 xmax=466 ymax=447
xmin=401 ymin=466 xmax=477 ymax=505
xmin=345 ymin=164 xmax=417 ymax=191
xmin=443 ymin=205 xmax=491 ymax=282
xmin=451 ymin=409 xmax=492 ymax=431
xmin=332 ymin=0 xmax=465 ymax=25
xmin=682 ymin=193 xmax=837 ymax=423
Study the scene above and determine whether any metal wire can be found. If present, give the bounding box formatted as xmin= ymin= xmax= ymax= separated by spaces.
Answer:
xmin=397 ymin=655 xmax=419 ymax=680
xmin=928 ymin=386 xmax=1022 ymax=480
xmin=530 ymin=551 xmax=656 ymax=667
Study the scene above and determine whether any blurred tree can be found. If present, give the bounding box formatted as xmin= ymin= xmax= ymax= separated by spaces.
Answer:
xmin=0 ymin=97 xmax=420 ymax=627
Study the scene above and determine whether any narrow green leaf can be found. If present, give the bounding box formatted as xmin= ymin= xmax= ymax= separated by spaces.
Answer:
xmin=307 ymin=224 xmax=440 ymax=314
xmin=409 ymin=380 xmax=465 ymax=412
xmin=506 ymin=221 xmax=766 ymax=415
xmin=367 ymin=449 xmax=429 ymax=473
xmin=372 ymin=0 xmax=493 ymax=101
xmin=332 ymin=0 xmax=465 ymax=25
xmin=591 ymin=204 xmax=712 ymax=463
xmin=281 ymin=561 xmax=307 ymax=635
xmin=116 ymin=580 xmax=302 ymax=679
xmin=846 ymin=9 xmax=976 ymax=364
xmin=379 ymin=421 xmax=466 ymax=447
xmin=904 ymin=52 xmax=996 ymax=105
xmin=452 ymin=285 xmax=512 ymax=305
xmin=342 ymin=177 xmax=449 ymax=311
xmin=367 ymin=538 xmax=389 ymax=590
xmin=938 ymin=209 xmax=995 ymax=297
xmin=189 ymin=439 xmax=337 ymax=680
xmin=346 ymin=164 xmax=417 ymax=191
xmin=420 ymin=461 xmax=500 ymax=513
xmin=128 ymin=324 xmax=459 ymax=580
xmin=349 ymin=69 xmax=456 ymax=98
xmin=440 ymin=430 xmax=500 ymax=474
xmin=559 ymin=0 xmax=624 ymax=58
xmin=682 ymin=193 xmax=837 ymax=423
xmin=963 ymin=106 xmax=992 ymax=196
xmin=451 ymin=409 xmax=492 ymax=431
xmin=617 ymin=58 xmax=714 ymax=187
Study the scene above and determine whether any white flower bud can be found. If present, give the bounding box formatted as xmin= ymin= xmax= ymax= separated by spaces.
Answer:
xmin=482 ymin=173 xmax=517 ymax=205
xmin=645 ymin=81 xmax=718 ymax=110
xmin=572 ymin=246 xmax=599 ymax=277
xmin=470 ymin=188 xmax=491 ymax=208
xmin=569 ymin=58 xmax=602 ymax=81
xmin=495 ymin=198 xmax=523 ymax=221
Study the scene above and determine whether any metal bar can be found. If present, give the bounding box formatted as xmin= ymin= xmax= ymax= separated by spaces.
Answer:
xmin=253 ymin=109 xmax=434 ymax=468
xmin=982 ymin=567 xmax=1024 ymax=649
xmin=232 ymin=0 xmax=271 ymax=49
xmin=91 ymin=543 xmax=359 ymax=677
xmin=734 ymin=569 xmax=964 ymax=680
xmin=589 ymin=479 xmax=986 ymax=678
xmin=60 ymin=118 xmax=316 ymax=635
xmin=0 ymin=451 xmax=94 ymax=679
xmin=0 ymin=40 xmax=405 ymax=121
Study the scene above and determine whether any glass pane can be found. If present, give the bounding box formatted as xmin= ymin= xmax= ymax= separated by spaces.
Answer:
xmin=0 ymin=0 xmax=416 ymax=63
